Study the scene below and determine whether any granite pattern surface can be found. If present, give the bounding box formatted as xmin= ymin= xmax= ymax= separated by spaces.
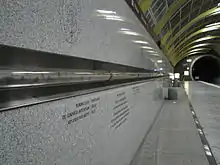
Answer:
xmin=1 ymin=80 xmax=163 ymax=165
xmin=0 ymin=0 xmax=163 ymax=69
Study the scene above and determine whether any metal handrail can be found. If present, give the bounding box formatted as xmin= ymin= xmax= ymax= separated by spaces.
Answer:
xmin=0 ymin=69 xmax=164 ymax=90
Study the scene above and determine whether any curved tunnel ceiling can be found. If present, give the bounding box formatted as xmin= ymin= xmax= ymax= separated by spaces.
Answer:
xmin=138 ymin=0 xmax=220 ymax=66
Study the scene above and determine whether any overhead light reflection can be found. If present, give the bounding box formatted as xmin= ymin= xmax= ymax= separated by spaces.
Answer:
xmin=120 ymin=28 xmax=131 ymax=31
xmin=202 ymin=26 xmax=220 ymax=32
xmin=210 ymin=8 xmax=220 ymax=16
xmin=186 ymin=51 xmax=205 ymax=56
xmin=141 ymin=46 xmax=153 ymax=49
xmin=206 ymin=22 xmax=220 ymax=27
xmin=12 ymin=71 xmax=52 ymax=74
xmin=75 ymin=72 xmax=93 ymax=75
xmin=96 ymin=9 xmax=117 ymax=14
xmin=147 ymin=50 xmax=157 ymax=53
xmin=204 ymin=145 xmax=209 ymax=150
xmin=191 ymin=43 xmax=210 ymax=49
xmin=104 ymin=15 xmax=122 ymax=19
xmin=188 ymin=48 xmax=206 ymax=53
xmin=146 ymin=52 xmax=160 ymax=56
xmin=133 ymin=40 xmax=149 ymax=44
xmin=119 ymin=28 xmax=141 ymax=36
xmin=121 ymin=31 xmax=140 ymax=36
xmin=157 ymin=60 xmax=163 ymax=63
xmin=150 ymin=54 xmax=160 ymax=56
xmin=96 ymin=9 xmax=125 ymax=22
xmin=193 ymin=36 xmax=215 ymax=43
xmin=211 ymin=9 xmax=220 ymax=16
xmin=105 ymin=17 xmax=124 ymax=21
xmin=205 ymin=151 xmax=212 ymax=156
xmin=97 ymin=14 xmax=125 ymax=21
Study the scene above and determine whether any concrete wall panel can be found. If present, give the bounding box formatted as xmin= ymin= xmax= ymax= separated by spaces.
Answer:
xmin=0 ymin=0 xmax=164 ymax=69
xmin=0 ymin=80 xmax=163 ymax=165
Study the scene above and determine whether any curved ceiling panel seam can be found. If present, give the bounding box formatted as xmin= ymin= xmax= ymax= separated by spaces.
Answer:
xmin=174 ymin=47 xmax=211 ymax=60
xmin=161 ymin=5 xmax=214 ymax=45
xmin=153 ymin=0 xmax=188 ymax=35
xmin=170 ymin=37 xmax=220 ymax=58
xmin=163 ymin=15 xmax=213 ymax=46
xmin=168 ymin=24 xmax=220 ymax=58
xmin=173 ymin=49 xmax=211 ymax=65
xmin=163 ymin=7 xmax=219 ymax=50
xmin=169 ymin=45 xmax=210 ymax=64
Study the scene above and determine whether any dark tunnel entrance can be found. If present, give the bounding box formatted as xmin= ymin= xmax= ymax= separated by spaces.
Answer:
xmin=192 ymin=56 xmax=220 ymax=83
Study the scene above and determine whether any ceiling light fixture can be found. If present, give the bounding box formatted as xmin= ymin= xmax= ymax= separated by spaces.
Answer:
xmin=186 ymin=59 xmax=192 ymax=63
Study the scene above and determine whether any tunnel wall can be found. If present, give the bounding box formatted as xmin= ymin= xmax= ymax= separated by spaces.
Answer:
xmin=190 ymin=55 xmax=208 ymax=81
xmin=0 ymin=80 xmax=164 ymax=165
xmin=175 ymin=53 xmax=220 ymax=84
xmin=0 ymin=0 xmax=167 ymax=70
xmin=190 ymin=55 xmax=220 ymax=83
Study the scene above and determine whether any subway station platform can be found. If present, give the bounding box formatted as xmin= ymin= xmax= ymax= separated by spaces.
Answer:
xmin=184 ymin=81 xmax=220 ymax=164
xmin=132 ymin=86 xmax=217 ymax=165
xmin=2 ymin=0 xmax=220 ymax=164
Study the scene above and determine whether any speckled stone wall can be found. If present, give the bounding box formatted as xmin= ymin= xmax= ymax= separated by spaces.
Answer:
xmin=0 ymin=0 xmax=163 ymax=70
xmin=0 ymin=80 xmax=163 ymax=165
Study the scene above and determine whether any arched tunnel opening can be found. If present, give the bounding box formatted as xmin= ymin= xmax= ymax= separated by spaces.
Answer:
xmin=191 ymin=56 xmax=220 ymax=83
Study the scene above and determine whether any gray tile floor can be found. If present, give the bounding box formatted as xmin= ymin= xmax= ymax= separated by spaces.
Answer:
xmin=131 ymin=88 xmax=209 ymax=165
xmin=184 ymin=81 xmax=220 ymax=164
